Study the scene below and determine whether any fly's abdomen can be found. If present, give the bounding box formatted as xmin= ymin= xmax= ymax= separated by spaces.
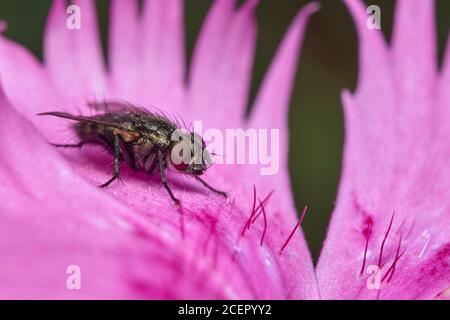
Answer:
xmin=74 ymin=121 xmax=109 ymax=144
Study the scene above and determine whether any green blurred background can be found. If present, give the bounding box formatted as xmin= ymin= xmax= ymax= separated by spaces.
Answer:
xmin=1 ymin=0 xmax=449 ymax=263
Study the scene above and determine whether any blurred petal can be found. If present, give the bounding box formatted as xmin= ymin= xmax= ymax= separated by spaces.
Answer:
xmin=316 ymin=0 xmax=450 ymax=299
xmin=138 ymin=0 xmax=185 ymax=111
xmin=0 ymin=35 xmax=65 ymax=139
xmin=188 ymin=0 xmax=257 ymax=129
xmin=241 ymin=2 xmax=320 ymax=229
xmin=44 ymin=0 xmax=106 ymax=101
xmin=391 ymin=0 xmax=439 ymax=188
xmin=249 ymin=2 xmax=320 ymax=158
xmin=438 ymin=16 xmax=450 ymax=147
xmin=392 ymin=0 xmax=437 ymax=113
xmin=109 ymin=0 xmax=140 ymax=99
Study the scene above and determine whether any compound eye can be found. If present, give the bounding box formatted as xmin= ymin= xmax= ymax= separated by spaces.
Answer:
xmin=170 ymin=141 xmax=192 ymax=171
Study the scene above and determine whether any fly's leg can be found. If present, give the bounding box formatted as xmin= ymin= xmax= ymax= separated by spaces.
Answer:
xmin=146 ymin=158 xmax=157 ymax=175
xmin=100 ymin=135 xmax=122 ymax=188
xmin=51 ymin=142 xmax=85 ymax=148
xmin=194 ymin=176 xmax=228 ymax=199
xmin=158 ymin=150 xmax=180 ymax=205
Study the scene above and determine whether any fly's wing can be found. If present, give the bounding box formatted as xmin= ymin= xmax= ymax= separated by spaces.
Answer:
xmin=37 ymin=111 xmax=126 ymax=130
xmin=88 ymin=100 xmax=182 ymax=129
xmin=87 ymin=101 xmax=151 ymax=115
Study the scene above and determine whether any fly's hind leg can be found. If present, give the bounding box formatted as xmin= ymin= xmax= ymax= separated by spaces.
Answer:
xmin=157 ymin=150 xmax=180 ymax=205
xmin=100 ymin=135 xmax=122 ymax=188
xmin=194 ymin=176 xmax=228 ymax=199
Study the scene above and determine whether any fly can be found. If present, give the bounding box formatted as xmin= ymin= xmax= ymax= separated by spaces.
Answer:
xmin=38 ymin=101 xmax=228 ymax=205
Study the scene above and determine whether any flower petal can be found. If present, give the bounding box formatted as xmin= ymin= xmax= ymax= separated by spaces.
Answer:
xmin=391 ymin=0 xmax=439 ymax=177
xmin=188 ymin=0 xmax=256 ymax=129
xmin=44 ymin=0 xmax=106 ymax=101
xmin=0 ymin=35 xmax=65 ymax=140
xmin=0 ymin=89 xmax=298 ymax=299
xmin=439 ymin=20 xmax=450 ymax=143
xmin=0 ymin=90 xmax=173 ymax=299
xmin=109 ymin=0 xmax=140 ymax=99
xmin=392 ymin=0 xmax=437 ymax=113
xmin=249 ymin=2 xmax=320 ymax=159
xmin=137 ymin=0 xmax=185 ymax=112
xmin=316 ymin=0 xmax=450 ymax=299
xmin=0 ymin=0 xmax=320 ymax=299
xmin=241 ymin=1 xmax=320 ymax=227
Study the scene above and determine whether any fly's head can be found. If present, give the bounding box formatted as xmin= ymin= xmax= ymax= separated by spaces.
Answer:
xmin=170 ymin=130 xmax=213 ymax=176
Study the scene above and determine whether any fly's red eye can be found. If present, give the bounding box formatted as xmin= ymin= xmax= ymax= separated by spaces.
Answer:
xmin=170 ymin=141 xmax=192 ymax=171
xmin=174 ymin=162 xmax=189 ymax=171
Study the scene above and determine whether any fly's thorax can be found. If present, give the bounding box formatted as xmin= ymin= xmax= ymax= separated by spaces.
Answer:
xmin=113 ymin=128 xmax=140 ymax=143
xmin=145 ymin=131 xmax=170 ymax=149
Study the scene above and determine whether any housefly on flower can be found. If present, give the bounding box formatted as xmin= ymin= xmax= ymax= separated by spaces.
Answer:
xmin=38 ymin=101 xmax=228 ymax=205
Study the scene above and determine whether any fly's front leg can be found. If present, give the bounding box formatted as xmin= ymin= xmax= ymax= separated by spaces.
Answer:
xmin=158 ymin=150 xmax=180 ymax=205
xmin=194 ymin=176 xmax=228 ymax=199
xmin=100 ymin=135 xmax=122 ymax=188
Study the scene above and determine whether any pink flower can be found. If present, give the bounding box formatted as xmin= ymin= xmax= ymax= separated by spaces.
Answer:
xmin=316 ymin=0 xmax=450 ymax=299
xmin=0 ymin=0 xmax=319 ymax=299
xmin=1 ymin=0 xmax=449 ymax=300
